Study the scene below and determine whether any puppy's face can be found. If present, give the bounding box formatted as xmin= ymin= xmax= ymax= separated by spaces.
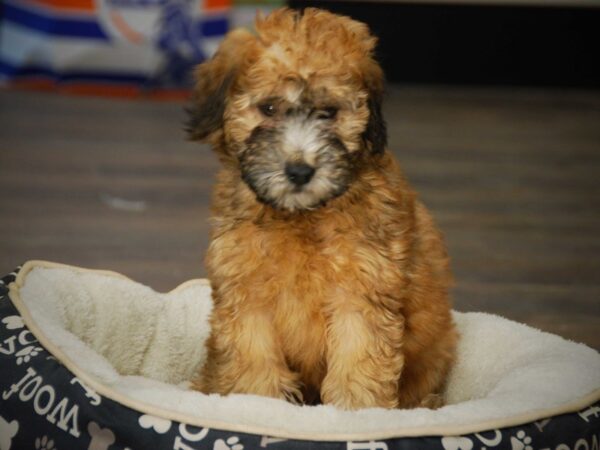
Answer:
xmin=233 ymin=75 xmax=368 ymax=211
xmin=188 ymin=8 xmax=387 ymax=212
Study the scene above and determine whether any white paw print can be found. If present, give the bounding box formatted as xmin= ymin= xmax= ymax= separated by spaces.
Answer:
xmin=510 ymin=430 xmax=533 ymax=450
xmin=2 ymin=315 xmax=24 ymax=330
xmin=214 ymin=436 xmax=243 ymax=450
xmin=16 ymin=346 xmax=43 ymax=365
xmin=35 ymin=435 xmax=57 ymax=450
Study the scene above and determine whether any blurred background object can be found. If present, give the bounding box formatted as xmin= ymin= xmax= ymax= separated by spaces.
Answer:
xmin=0 ymin=0 xmax=598 ymax=350
xmin=0 ymin=0 xmax=228 ymax=96
xmin=0 ymin=0 xmax=282 ymax=96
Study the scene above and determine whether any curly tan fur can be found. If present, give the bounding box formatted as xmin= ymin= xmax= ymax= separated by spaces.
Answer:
xmin=189 ymin=8 xmax=457 ymax=410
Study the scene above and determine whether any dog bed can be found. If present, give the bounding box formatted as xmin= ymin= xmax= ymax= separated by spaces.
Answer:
xmin=1 ymin=261 xmax=599 ymax=450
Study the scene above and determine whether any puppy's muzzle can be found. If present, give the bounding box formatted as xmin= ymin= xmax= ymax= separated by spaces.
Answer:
xmin=285 ymin=162 xmax=315 ymax=186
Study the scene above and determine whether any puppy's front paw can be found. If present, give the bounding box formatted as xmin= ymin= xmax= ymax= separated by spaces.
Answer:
xmin=280 ymin=382 xmax=304 ymax=405
xmin=419 ymin=393 xmax=444 ymax=409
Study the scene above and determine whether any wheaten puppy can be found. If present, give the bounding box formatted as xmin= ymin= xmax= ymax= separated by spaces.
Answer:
xmin=188 ymin=8 xmax=457 ymax=410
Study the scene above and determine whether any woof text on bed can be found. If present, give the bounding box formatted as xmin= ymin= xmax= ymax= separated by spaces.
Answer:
xmin=2 ymin=366 xmax=81 ymax=438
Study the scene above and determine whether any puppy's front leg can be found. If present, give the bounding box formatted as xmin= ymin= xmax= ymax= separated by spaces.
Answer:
xmin=197 ymin=304 xmax=302 ymax=402
xmin=321 ymin=298 xmax=404 ymax=410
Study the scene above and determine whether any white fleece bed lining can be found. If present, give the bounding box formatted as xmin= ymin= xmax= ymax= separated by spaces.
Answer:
xmin=8 ymin=261 xmax=600 ymax=441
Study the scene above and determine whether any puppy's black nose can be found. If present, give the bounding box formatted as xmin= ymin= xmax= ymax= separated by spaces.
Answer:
xmin=285 ymin=163 xmax=315 ymax=186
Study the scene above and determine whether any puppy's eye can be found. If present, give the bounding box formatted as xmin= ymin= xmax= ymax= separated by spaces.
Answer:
xmin=316 ymin=107 xmax=338 ymax=120
xmin=258 ymin=103 xmax=277 ymax=117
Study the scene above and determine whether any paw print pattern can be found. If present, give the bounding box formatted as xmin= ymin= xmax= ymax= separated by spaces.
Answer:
xmin=2 ymin=315 xmax=24 ymax=330
xmin=16 ymin=346 xmax=43 ymax=365
xmin=214 ymin=436 xmax=244 ymax=450
xmin=35 ymin=435 xmax=57 ymax=450
xmin=510 ymin=430 xmax=533 ymax=450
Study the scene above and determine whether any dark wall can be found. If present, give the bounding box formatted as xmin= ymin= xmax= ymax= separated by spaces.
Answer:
xmin=288 ymin=1 xmax=600 ymax=88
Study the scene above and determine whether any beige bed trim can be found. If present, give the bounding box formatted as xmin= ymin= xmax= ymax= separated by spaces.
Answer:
xmin=8 ymin=260 xmax=600 ymax=442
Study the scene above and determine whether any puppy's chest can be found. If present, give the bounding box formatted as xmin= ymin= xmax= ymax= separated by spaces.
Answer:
xmin=251 ymin=224 xmax=358 ymax=359
xmin=265 ymin=233 xmax=334 ymax=380
xmin=224 ymin=216 xmax=402 ymax=305
xmin=256 ymin=223 xmax=363 ymax=296
xmin=212 ymin=215 xmax=403 ymax=369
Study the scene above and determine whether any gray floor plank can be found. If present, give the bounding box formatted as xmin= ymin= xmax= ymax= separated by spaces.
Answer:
xmin=1 ymin=86 xmax=599 ymax=349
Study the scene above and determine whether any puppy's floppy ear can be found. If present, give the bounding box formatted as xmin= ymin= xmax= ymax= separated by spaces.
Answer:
xmin=362 ymin=62 xmax=388 ymax=155
xmin=187 ymin=29 xmax=254 ymax=141
xmin=186 ymin=64 xmax=233 ymax=141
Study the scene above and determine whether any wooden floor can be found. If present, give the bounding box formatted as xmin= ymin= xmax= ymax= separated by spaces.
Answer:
xmin=1 ymin=87 xmax=599 ymax=350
